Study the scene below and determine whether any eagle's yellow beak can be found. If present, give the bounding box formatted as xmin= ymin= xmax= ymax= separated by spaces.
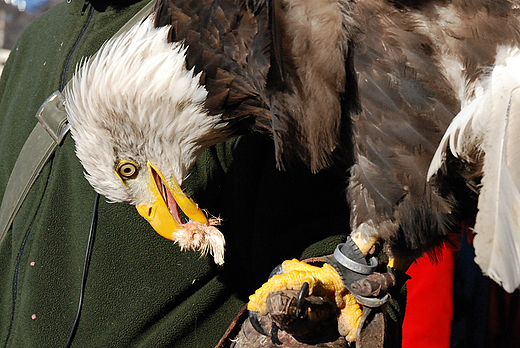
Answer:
xmin=136 ymin=161 xmax=208 ymax=240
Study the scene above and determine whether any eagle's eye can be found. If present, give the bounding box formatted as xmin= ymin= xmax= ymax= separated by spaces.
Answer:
xmin=117 ymin=161 xmax=139 ymax=179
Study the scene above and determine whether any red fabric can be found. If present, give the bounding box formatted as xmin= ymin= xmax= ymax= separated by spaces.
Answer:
xmin=402 ymin=246 xmax=454 ymax=348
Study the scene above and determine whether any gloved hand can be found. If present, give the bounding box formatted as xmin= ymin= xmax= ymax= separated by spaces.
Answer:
xmin=235 ymin=248 xmax=409 ymax=347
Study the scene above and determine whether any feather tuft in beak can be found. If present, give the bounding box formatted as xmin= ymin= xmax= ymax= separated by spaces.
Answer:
xmin=136 ymin=161 xmax=225 ymax=265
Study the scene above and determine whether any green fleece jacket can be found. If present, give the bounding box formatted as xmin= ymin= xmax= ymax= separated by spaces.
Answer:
xmin=0 ymin=1 xmax=350 ymax=347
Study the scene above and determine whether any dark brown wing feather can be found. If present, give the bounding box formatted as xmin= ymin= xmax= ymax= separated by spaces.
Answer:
xmin=349 ymin=0 xmax=520 ymax=260
xmin=154 ymin=0 xmax=272 ymax=133
xmin=349 ymin=1 xmax=458 ymax=259
xmin=152 ymin=0 xmax=356 ymax=172
xmin=265 ymin=0 xmax=356 ymax=171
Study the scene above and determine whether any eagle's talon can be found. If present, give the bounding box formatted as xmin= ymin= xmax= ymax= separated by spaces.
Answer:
xmin=248 ymin=259 xmax=363 ymax=342
xmin=269 ymin=263 xmax=284 ymax=278
xmin=295 ymin=281 xmax=310 ymax=317
xmin=248 ymin=310 xmax=271 ymax=337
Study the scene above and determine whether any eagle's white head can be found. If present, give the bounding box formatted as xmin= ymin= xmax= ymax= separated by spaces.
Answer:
xmin=64 ymin=17 xmax=228 ymax=265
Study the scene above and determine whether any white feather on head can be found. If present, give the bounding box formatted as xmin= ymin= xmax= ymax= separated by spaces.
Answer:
xmin=64 ymin=17 xmax=228 ymax=205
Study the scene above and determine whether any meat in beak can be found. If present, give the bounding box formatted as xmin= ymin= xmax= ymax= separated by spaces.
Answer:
xmin=136 ymin=161 xmax=225 ymax=265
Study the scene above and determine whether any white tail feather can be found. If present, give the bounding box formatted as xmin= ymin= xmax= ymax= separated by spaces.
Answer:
xmin=428 ymin=47 xmax=520 ymax=292
xmin=475 ymin=85 xmax=520 ymax=293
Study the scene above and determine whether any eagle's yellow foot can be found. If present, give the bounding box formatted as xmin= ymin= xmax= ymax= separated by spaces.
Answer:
xmin=248 ymin=259 xmax=363 ymax=342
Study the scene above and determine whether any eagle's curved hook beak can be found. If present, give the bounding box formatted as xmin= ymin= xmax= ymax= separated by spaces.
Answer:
xmin=136 ymin=161 xmax=208 ymax=240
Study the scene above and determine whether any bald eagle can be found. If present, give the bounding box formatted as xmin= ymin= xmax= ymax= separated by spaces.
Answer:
xmin=64 ymin=0 xmax=520 ymax=342
xmin=65 ymin=0 xmax=356 ymax=266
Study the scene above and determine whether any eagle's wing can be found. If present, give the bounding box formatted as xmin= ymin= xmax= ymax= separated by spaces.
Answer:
xmin=152 ymin=0 xmax=355 ymax=172
xmin=348 ymin=1 xmax=520 ymax=277
xmin=347 ymin=1 xmax=460 ymax=262
xmin=152 ymin=0 xmax=272 ymax=132
xmin=263 ymin=0 xmax=355 ymax=172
